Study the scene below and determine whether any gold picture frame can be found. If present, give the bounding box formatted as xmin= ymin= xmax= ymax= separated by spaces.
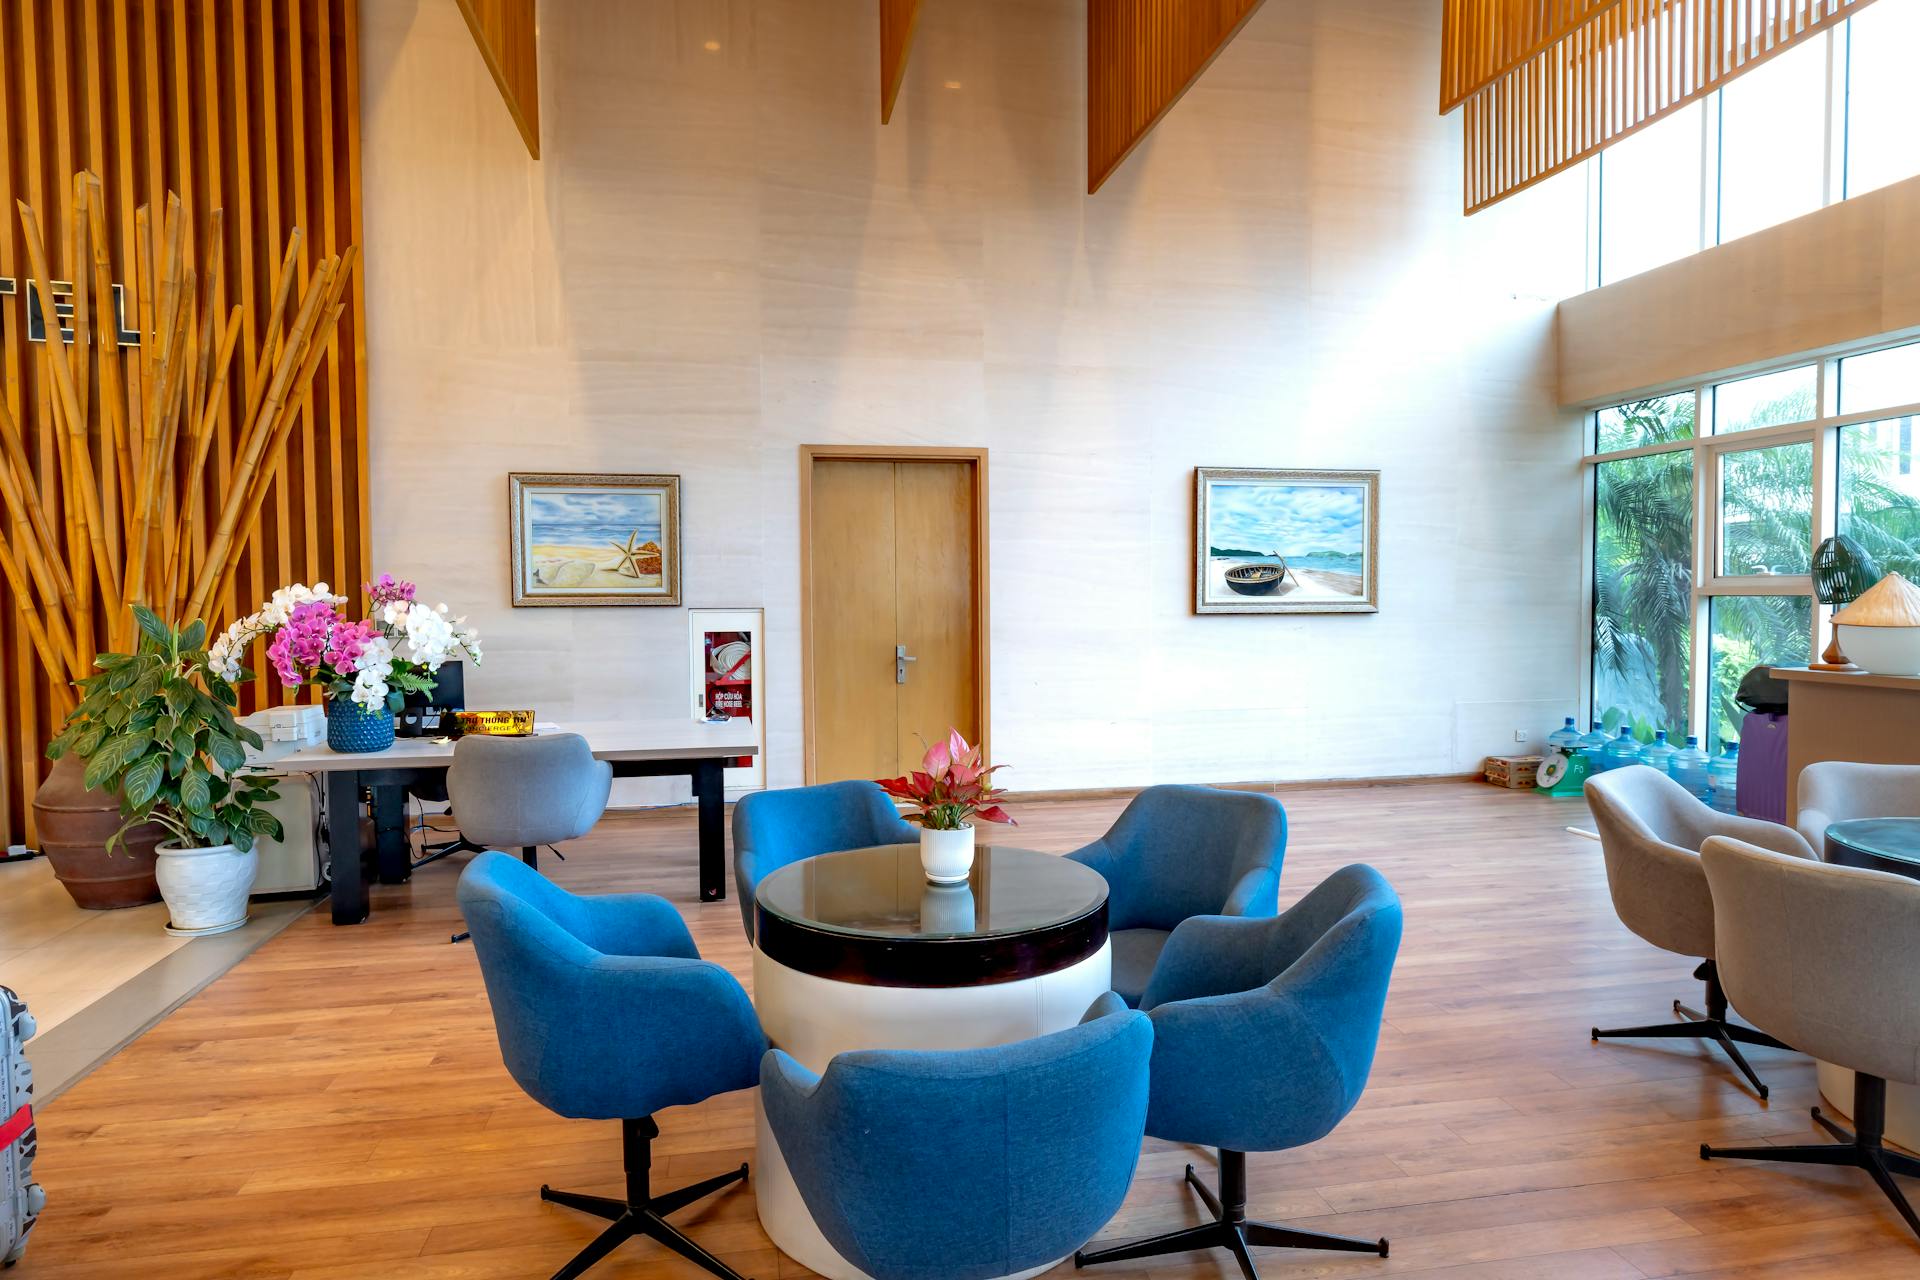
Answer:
xmin=509 ymin=472 xmax=683 ymax=607
xmin=1193 ymin=468 xmax=1379 ymax=615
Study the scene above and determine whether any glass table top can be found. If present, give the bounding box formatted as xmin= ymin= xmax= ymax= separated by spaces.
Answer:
xmin=754 ymin=844 xmax=1107 ymax=942
xmin=1825 ymin=817 xmax=1920 ymax=865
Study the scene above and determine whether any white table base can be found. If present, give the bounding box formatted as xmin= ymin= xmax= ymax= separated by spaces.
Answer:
xmin=751 ymin=941 xmax=1113 ymax=1280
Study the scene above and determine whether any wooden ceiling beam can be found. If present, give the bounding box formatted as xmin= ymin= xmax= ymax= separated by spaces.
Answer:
xmin=1086 ymin=0 xmax=1270 ymax=194
xmin=453 ymin=0 xmax=541 ymax=159
xmin=880 ymin=0 xmax=924 ymax=124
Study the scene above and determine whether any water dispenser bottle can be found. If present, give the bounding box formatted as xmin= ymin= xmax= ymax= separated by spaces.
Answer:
xmin=1707 ymin=741 xmax=1741 ymax=814
xmin=1577 ymin=721 xmax=1612 ymax=767
xmin=1601 ymin=726 xmax=1642 ymax=772
xmin=1547 ymin=717 xmax=1582 ymax=756
xmin=1670 ymin=735 xmax=1711 ymax=801
xmin=1637 ymin=729 xmax=1677 ymax=776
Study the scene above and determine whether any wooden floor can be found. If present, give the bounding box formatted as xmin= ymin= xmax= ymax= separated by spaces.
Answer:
xmin=23 ymin=782 xmax=1920 ymax=1278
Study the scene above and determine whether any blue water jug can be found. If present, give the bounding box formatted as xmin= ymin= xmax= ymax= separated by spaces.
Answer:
xmin=1707 ymin=741 xmax=1741 ymax=814
xmin=1577 ymin=721 xmax=1611 ymax=765
xmin=1601 ymin=726 xmax=1641 ymax=772
xmin=1547 ymin=717 xmax=1582 ymax=756
xmin=1670 ymin=735 xmax=1711 ymax=801
xmin=1638 ymin=729 xmax=1677 ymax=776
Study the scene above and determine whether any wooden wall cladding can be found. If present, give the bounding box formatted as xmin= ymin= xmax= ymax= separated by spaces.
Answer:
xmin=1451 ymin=0 xmax=1880 ymax=213
xmin=0 ymin=0 xmax=367 ymax=844
xmin=1086 ymin=0 xmax=1270 ymax=194
xmin=453 ymin=0 xmax=539 ymax=158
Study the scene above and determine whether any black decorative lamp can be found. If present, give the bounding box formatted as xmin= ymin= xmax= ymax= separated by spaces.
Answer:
xmin=1811 ymin=534 xmax=1879 ymax=670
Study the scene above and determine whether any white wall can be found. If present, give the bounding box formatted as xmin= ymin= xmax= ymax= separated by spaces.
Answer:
xmin=359 ymin=0 xmax=1587 ymax=801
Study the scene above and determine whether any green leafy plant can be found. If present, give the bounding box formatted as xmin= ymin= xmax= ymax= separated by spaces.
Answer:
xmin=46 ymin=604 xmax=283 ymax=853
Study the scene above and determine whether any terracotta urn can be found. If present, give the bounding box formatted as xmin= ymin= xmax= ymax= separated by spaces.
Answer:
xmin=31 ymin=754 xmax=165 ymax=910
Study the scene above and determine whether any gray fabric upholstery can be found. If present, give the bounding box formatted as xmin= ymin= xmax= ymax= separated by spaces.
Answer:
xmin=1585 ymin=765 xmax=1815 ymax=960
xmin=445 ymin=734 xmax=613 ymax=850
xmin=1108 ymin=928 xmax=1171 ymax=1007
xmin=1797 ymin=762 xmax=1920 ymax=860
xmin=1701 ymin=836 xmax=1920 ymax=1087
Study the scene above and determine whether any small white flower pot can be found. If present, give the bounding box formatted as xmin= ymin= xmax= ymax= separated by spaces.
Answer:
xmin=154 ymin=842 xmax=259 ymax=937
xmin=918 ymin=824 xmax=976 ymax=885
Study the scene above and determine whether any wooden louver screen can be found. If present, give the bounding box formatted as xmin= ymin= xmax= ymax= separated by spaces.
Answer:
xmin=1087 ymin=0 xmax=1269 ymax=194
xmin=879 ymin=0 xmax=923 ymax=124
xmin=1448 ymin=0 xmax=1882 ymax=213
xmin=0 ymin=0 xmax=367 ymax=844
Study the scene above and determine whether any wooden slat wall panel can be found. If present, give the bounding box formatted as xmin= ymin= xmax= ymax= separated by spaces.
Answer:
xmin=1086 ymin=0 xmax=1269 ymax=194
xmin=452 ymin=0 xmax=539 ymax=159
xmin=1440 ymin=1 xmax=1629 ymax=112
xmin=878 ymin=0 xmax=922 ymax=124
xmin=0 ymin=0 xmax=367 ymax=845
xmin=1455 ymin=0 xmax=1880 ymax=213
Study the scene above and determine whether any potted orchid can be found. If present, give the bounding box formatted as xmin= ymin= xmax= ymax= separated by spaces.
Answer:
xmin=210 ymin=575 xmax=482 ymax=754
xmin=876 ymin=729 xmax=1013 ymax=883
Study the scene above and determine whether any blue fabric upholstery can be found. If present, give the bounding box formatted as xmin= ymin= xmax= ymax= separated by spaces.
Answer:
xmin=457 ymin=851 xmax=766 ymax=1121
xmin=1066 ymin=785 xmax=1287 ymax=1005
xmin=1133 ymin=864 xmax=1401 ymax=1153
xmin=760 ymin=1009 xmax=1154 ymax=1280
xmin=731 ymin=781 xmax=919 ymax=941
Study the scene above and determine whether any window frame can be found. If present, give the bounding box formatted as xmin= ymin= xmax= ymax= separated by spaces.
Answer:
xmin=1581 ymin=341 xmax=1920 ymax=743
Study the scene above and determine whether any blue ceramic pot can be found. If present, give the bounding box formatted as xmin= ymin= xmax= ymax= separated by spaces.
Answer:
xmin=326 ymin=698 xmax=395 ymax=753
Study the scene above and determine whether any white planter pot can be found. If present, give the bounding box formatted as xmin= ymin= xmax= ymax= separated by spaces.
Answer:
xmin=154 ymin=842 xmax=258 ymax=937
xmin=918 ymin=824 xmax=976 ymax=885
xmin=1838 ymin=624 xmax=1920 ymax=675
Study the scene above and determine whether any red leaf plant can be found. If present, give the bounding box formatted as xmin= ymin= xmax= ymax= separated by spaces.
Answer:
xmin=876 ymin=729 xmax=1015 ymax=830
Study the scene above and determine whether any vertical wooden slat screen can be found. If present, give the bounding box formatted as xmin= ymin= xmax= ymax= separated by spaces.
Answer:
xmin=1086 ymin=0 xmax=1270 ymax=194
xmin=879 ymin=0 xmax=923 ymax=124
xmin=452 ymin=0 xmax=539 ymax=159
xmin=1447 ymin=0 xmax=1881 ymax=212
xmin=0 ymin=0 xmax=367 ymax=845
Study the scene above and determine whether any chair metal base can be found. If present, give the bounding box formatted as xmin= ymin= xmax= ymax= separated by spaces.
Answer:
xmin=1075 ymin=1150 xmax=1386 ymax=1278
xmin=412 ymin=833 xmax=487 ymax=870
xmin=1702 ymin=1073 xmax=1920 ymax=1241
xmin=538 ymin=1116 xmax=751 ymax=1280
xmin=1591 ymin=960 xmax=1789 ymax=1099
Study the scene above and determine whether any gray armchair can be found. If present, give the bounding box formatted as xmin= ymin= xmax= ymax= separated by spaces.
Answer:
xmin=1797 ymin=762 xmax=1920 ymax=859
xmin=1584 ymin=765 xmax=1814 ymax=1097
xmin=445 ymin=733 xmax=613 ymax=869
xmin=1700 ymin=836 xmax=1920 ymax=1240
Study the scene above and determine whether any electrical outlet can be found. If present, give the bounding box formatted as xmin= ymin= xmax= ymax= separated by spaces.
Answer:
xmin=1513 ymin=729 xmax=1527 ymax=743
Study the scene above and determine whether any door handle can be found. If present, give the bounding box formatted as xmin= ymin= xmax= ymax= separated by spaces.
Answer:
xmin=895 ymin=644 xmax=917 ymax=685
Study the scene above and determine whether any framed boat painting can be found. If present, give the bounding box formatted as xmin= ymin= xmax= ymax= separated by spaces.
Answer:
xmin=509 ymin=472 xmax=683 ymax=607
xmin=1193 ymin=468 xmax=1379 ymax=615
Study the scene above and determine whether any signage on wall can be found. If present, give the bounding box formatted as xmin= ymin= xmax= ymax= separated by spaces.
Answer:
xmin=0 ymin=278 xmax=141 ymax=346
xmin=689 ymin=607 xmax=766 ymax=797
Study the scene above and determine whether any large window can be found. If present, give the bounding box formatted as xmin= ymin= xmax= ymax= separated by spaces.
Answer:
xmin=1585 ymin=341 xmax=1920 ymax=749
xmin=1589 ymin=8 xmax=1920 ymax=290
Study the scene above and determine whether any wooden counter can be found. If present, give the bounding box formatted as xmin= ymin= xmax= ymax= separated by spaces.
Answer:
xmin=1773 ymin=666 xmax=1920 ymax=823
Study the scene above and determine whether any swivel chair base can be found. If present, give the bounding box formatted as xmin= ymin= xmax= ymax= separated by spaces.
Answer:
xmin=1592 ymin=960 xmax=1789 ymax=1099
xmin=538 ymin=1115 xmax=751 ymax=1280
xmin=1702 ymin=1073 xmax=1920 ymax=1241
xmin=1075 ymin=1149 xmax=1386 ymax=1278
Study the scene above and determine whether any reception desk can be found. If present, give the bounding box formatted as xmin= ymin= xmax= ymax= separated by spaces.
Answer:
xmin=1772 ymin=666 xmax=1920 ymax=825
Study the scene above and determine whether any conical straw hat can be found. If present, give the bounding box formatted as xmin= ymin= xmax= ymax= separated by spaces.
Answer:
xmin=1834 ymin=572 xmax=1920 ymax=627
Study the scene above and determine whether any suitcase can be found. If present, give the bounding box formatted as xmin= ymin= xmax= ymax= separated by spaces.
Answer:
xmin=0 ymin=986 xmax=41 ymax=1267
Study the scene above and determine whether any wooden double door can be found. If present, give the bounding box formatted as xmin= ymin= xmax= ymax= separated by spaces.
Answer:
xmin=803 ymin=448 xmax=987 ymax=784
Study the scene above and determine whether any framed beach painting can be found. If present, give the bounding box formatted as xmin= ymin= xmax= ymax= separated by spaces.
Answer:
xmin=1193 ymin=468 xmax=1379 ymax=615
xmin=509 ymin=472 xmax=682 ymax=607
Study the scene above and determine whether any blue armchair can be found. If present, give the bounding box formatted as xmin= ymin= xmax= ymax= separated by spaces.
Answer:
xmin=1076 ymin=864 xmax=1404 ymax=1274
xmin=732 ymin=780 xmax=919 ymax=941
xmin=458 ymin=852 xmax=766 ymax=1280
xmin=1066 ymin=785 xmax=1287 ymax=1005
xmin=760 ymin=1007 xmax=1154 ymax=1280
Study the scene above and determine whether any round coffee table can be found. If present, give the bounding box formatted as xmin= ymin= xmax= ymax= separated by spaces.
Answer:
xmin=1824 ymin=817 xmax=1920 ymax=880
xmin=751 ymin=844 xmax=1111 ymax=1280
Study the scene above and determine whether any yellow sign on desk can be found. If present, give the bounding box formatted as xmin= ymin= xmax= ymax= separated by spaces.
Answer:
xmin=455 ymin=710 xmax=536 ymax=737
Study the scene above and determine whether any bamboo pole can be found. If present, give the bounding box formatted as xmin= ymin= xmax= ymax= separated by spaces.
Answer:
xmin=166 ymin=305 xmax=242 ymax=619
xmin=186 ymin=256 xmax=341 ymax=622
xmin=0 ymin=396 xmax=79 ymax=626
xmin=16 ymin=201 xmax=122 ymax=623
xmin=86 ymin=175 xmax=133 ymax=565
xmin=0 ymin=526 xmax=74 ymax=712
